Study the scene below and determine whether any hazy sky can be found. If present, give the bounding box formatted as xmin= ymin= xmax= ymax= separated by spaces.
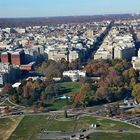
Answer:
xmin=0 ymin=0 xmax=140 ymax=18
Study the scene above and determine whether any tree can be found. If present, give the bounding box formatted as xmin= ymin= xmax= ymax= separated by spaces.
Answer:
xmin=64 ymin=110 xmax=68 ymax=118
xmin=11 ymin=93 xmax=19 ymax=104
xmin=84 ymin=60 xmax=109 ymax=76
xmin=114 ymin=63 xmax=124 ymax=73
xmin=73 ymin=92 xmax=86 ymax=107
xmin=80 ymin=83 xmax=92 ymax=94
xmin=1 ymin=84 xmax=14 ymax=95
xmin=95 ymin=87 xmax=109 ymax=101
xmin=68 ymin=58 xmax=81 ymax=70
xmin=45 ymin=83 xmax=59 ymax=98
xmin=132 ymin=84 xmax=140 ymax=103
xmin=130 ymin=78 xmax=137 ymax=88
xmin=123 ymin=68 xmax=137 ymax=88
xmin=36 ymin=59 xmax=68 ymax=80
xmin=23 ymin=86 xmax=30 ymax=98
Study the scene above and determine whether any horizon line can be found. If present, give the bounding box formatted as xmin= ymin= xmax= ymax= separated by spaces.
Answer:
xmin=0 ymin=12 xmax=136 ymax=19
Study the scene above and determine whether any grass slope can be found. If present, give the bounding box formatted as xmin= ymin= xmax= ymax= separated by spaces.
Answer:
xmin=56 ymin=82 xmax=81 ymax=95
xmin=0 ymin=117 xmax=22 ymax=140
xmin=89 ymin=133 xmax=140 ymax=140
xmin=8 ymin=115 xmax=140 ymax=140
xmin=9 ymin=115 xmax=48 ymax=140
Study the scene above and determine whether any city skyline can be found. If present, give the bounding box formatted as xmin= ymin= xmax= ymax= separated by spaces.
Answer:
xmin=0 ymin=0 xmax=140 ymax=18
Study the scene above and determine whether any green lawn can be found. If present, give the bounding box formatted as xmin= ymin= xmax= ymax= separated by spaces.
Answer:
xmin=46 ymin=82 xmax=81 ymax=110
xmin=7 ymin=115 xmax=140 ymax=140
xmin=9 ymin=115 xmax=48 ymax=140
xmin=0 ymin=117 xmax=22 ymax=140
xmin=56 ymin=82 xmax=81 ymax=95
xmin=89 ymin=133 xmax=140 ymax=140
xmin=47 ymin=119 xmax=76 ymax=132
xmin=80 ymin=116 xmax=139 ymax=131
xmin=47 ymin=100 xmax=67 ymax=110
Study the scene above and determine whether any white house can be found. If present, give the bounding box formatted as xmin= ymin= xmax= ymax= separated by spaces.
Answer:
xmin=63 ymin=70 xmax=86 ymax=82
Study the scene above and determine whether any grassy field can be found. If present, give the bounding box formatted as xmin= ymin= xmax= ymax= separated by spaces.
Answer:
xmin=80 ymin=116 xmax=139 ymax=131
xmin=47 ymin=100 xmax=67 ymax=110
xmin=46 ymin=82 xmax=81 ymax=110
xmin=7 ymin=115 xmax=140 ymax=140
xmin=0 ymin=117 xmax=22 ymax=140
xmin=56 ymin=82 xmax=81 ymax=95
xmin=47 ymin=115 xmax=139 ymax=131
xmin=9 ymin=115 xmax=48 ymax=140
xmin=89 ymin=133 xmax=140 ymax=140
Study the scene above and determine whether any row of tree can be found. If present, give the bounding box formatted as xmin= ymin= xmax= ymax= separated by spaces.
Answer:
xmin=72 ymin=59 xmax=139 ymax=107
xmin=1 ymin=58 xmax=140 ymax=109
xmin=36 ymin=58 xmax=81 ymax=79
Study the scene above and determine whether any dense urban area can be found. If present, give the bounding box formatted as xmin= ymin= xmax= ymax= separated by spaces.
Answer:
xmin=1 ymin=15 xmax=140 ymax=140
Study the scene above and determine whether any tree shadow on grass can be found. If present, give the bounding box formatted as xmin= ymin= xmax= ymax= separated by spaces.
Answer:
xmin=57 ymin=86 xmax=72 ymax=96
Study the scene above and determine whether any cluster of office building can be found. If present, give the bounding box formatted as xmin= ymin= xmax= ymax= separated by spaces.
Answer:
xmin=0 ymin=21 xmax=110 ymax=86
xmin=44 ymin=21 xmax=110 ymax=62
xmin=130 ymin=19 xmax=140 ymax=71
xmin=2 ymin=18 xmax=140 ymax=85
xmin=94 ymin=23 xmax=136 ymax=60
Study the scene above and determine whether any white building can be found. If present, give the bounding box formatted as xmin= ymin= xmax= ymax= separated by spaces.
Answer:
xmin=94 ymin=50 xmax=112 ymax=60
xmin=132 ymin=57 xmax=140 ymax=70
xmin=132 ymin=49 xmax=140 ymax=70
xmin=63 ymin=70 xmax=86 ymax=82
xmin=69 ymin=51 xmax=79 ymax=62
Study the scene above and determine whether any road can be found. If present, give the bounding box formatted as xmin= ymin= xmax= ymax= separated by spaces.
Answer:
xmin=40 ymin=129 xmax=95 ymax=139
xmin=40 ymin=129 xmax=140 ymax=140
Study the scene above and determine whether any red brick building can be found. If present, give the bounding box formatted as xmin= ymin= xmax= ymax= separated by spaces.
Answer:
xmin=11 ymin=50 xmax=25 ymax=65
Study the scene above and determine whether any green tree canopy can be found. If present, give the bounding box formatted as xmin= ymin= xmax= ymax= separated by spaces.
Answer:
xmin=132 ymin=84 xmax=140 ymax=103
